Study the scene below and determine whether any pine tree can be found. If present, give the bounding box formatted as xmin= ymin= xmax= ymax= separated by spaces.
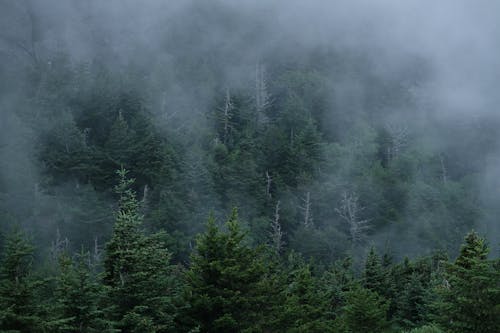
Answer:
xmin=434 ymin=231 xmax=500 ymax=333
xmin=0 ymin=228 xmax=43 ymax=332
xmin=363 ymin=246 xmax=386 ymax=295
xmin=397 ymin=272 xmax=428 ymax=329
xmin=340 ymin=286 xmax=389 ymax=333
xmin=184 ymin=209 xmax=267 ymax=333
xmin=103 ymin=168 xmax=179 ymax=332
xmin=279 ymin=259 xmax=334 ymax=332
xmin=321 ymin=257 xmax=355 ymax=319
xmin=49 ymin=250 xmax=114 ymax=333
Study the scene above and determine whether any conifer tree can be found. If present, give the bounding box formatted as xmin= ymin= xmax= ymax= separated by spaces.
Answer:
xmin=0 ymin=228 xmax=43 ymax=332
xmin=321 ymin=257 xmax=355 ymax=319
xmin=434 ymin=231 xmax=500 ymax=333
xmin=103 ymin=168 xmax=179 ymax=332
xmin=279 ymin=260 xmax=334 ymax=332
xmin=50 ymin=250 xmax=114 ymax=332
xmin=340 ymin=286 xmax=389 ymax=333
xmin=397 ymin=272 xmax=428 ymax=329
xmin=363 ymin=246 xmax=386 ymax=296
xmin=184 ymin=209 xmax=267 ymax=333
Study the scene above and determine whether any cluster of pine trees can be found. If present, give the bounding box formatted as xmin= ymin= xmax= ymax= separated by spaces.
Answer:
xmin=3 ymin=50 xmax=494 ymax=263
xmin=1 ymin=170 xmax=498 ymax=332
xmin=1 ymin=2 xmax=499 ymax=331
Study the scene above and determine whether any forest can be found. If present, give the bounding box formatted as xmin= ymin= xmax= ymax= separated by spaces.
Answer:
xmin=0 ymin=0 xmax=499 ymax=332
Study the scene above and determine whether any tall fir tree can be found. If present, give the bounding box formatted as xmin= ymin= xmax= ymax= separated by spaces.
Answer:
xmin=49 ymin=250 xmax=114 ymax=332
xmin=434 ymin=231 xmax=500 ymax=333
xmin=0 ymin=228 xmax=43 ymax=332
xmin=363 ymin=246 xmax=387 ymax=296
xmin=184 ymin=209 xmax=268 ymax=333
xmin=103 ymin=168 xmax=179 ymax=332
xmin=339 ymin=286 xmax=389 ymax=333
xmin=278 ymin=258 xmax=334 ymax=332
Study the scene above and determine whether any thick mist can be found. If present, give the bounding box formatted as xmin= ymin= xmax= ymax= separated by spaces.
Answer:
xmin=1 ymin=0 xmax=499 ymax=258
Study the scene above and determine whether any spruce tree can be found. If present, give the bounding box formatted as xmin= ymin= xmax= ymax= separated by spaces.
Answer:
xmin=103 ymin=168 xmax=179 ymax=332
xmin=0 ymin=228 xmax=43 ymax=332
xmin=363 ymin=246 xmax=386 ymax=295
xmin=340 ymin=286 xmax=389 ymax=333
xmin=49 ymin=250 xmax=114 ymax=333
xmin=279 ymin=259 xmax=334 ymax=332
xmin=184 ymin=209 xmax=267 ymax=333
xmin=434 ymin=231 xmax=500 ymax=333
xmin=397 ymin=272 xmax=428 ymax=329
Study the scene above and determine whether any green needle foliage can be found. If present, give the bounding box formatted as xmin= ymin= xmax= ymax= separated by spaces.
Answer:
xmin=0 ymin=228 xmax=43 ymax=333
xmin=103 ymin=168 xmax=180 ymax=333
xmin=433 ymin=231 xmax=500 ymax=333
xmin=340 ymin=286 xmax=389 ymax=333
xmin=184 ymin=209 xmax=268 ymax=333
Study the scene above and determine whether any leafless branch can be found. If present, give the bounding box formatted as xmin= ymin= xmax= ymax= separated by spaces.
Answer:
xmin=335 ymin=191 xmax=371 ymax=243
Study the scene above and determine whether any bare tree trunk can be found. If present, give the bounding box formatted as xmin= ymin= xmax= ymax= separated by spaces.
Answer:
xmin=385 ymin=123 xmax=408 ymax=165
xmin=270 ymin=200 xmax=284 ymax=255
xmin=439 ymin=153 xmax=448 ymax=184
xmin=50 ymin=228 xmax=69 ymax=261
xmin=93 ymin=236 xmax=102 ymax=264
xmin=335 ymin=191 xmax=371 ymax=244
xmin=300 ymin=192 xmax=313 ymax=228
xmin=219 ymin=89 xmax=233 ymax=144
xmin=255 ymin=62 xmax=270 ymax=124
xmin=265 ymin=170 xmax=272 ymax=199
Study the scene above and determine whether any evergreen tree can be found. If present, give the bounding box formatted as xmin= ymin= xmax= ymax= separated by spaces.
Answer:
xmin=279 ymin=258 xmax=334 ymax=332
xmin=397 ymin=272 xmax=428 ymax=329
xmin=321 ymin=256 xmax=355 ymax=319
xmin=49 ymin=250 xmax=114 ymax=332
xmin=184 ymin=209 xmax=267 ymax=333
xmin=103 ymin=168 xmax=179 ymax=332
xmin=363 ymin=246 xmax=386 ymax=295
xmin=0 ymin=228 xmax=43 ymax=332
xmin=340 ymin=286 xmax=389 ymax=333
xmin=434 ymin=231 xmax=500 ymax=333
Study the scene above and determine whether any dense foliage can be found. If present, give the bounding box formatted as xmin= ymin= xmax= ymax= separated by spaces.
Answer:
xmin=1 ymin=183 xmax=498 ymax=332
xmin=1 ymin=1 xmax=499 ymax=331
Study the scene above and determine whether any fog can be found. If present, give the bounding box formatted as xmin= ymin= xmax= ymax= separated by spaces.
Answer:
xmin=1 ymin=0 xmax=499 ymax=258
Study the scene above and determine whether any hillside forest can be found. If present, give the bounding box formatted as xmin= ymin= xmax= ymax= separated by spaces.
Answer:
xmin=0 ymin=1 xmax=499 ymax=332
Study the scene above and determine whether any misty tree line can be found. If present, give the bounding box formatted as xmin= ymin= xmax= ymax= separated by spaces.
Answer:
xmin=1 ymin=46 xmax=495 ymax=262
xmin=1 ymin=168 xmax=498 ymax=332
xmin=1 ymin=0 xmax=499 ymax=262
xmin=1 ymin=0 xmax=500 ymax=332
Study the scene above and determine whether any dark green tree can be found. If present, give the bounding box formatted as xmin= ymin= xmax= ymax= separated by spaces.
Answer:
xmin=339 ymin=286 xmax=389 ymax=333
xmin=320 ymin=256 xmax=356 ymax=320
xmin=397 ymin=272 xmax=428 ymax=329
xmin=434 ymin=231 xmax=500 ymax=333
xmin=49 ymin=251 xmax=114 ymax=332
xmin=103 ymin=168 xmax=179 ymax=332
xmin=279 ymin=258 xmax=334 ymax=332
xmin=184 ymin=209 xmax=267 ymax=333
xmin=0 ymin=228 xmax=43 ymax=332
xmin=363 ymin=246 xmax=386 ymax=296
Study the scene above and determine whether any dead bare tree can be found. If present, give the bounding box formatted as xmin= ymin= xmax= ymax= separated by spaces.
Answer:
xmin=218 ymin=89 xmax=234 ymax=144
xmin=93 ymin=236 xmax=102 ymax=265
xmin=50 ymin=228 xmax=69 ymax=261
xmin=385 ymin=123 xmax=408 ymax=164
xmin=265 ymin=170 xmax=272 ymax=199
xmin=335 ymin=191 xmax=371 ymax=243
xmin=270 ymin=200 xmax=284 ymax=255
xmin=439 ymin=153 xmax=448 ymax=184
xmin=300 ymin=192 xmax=313 ymax=228
xmin=255 ymin=62 xmax=271 ymax=124
xmin=140 ymin=184 xmax=149 ymax=212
